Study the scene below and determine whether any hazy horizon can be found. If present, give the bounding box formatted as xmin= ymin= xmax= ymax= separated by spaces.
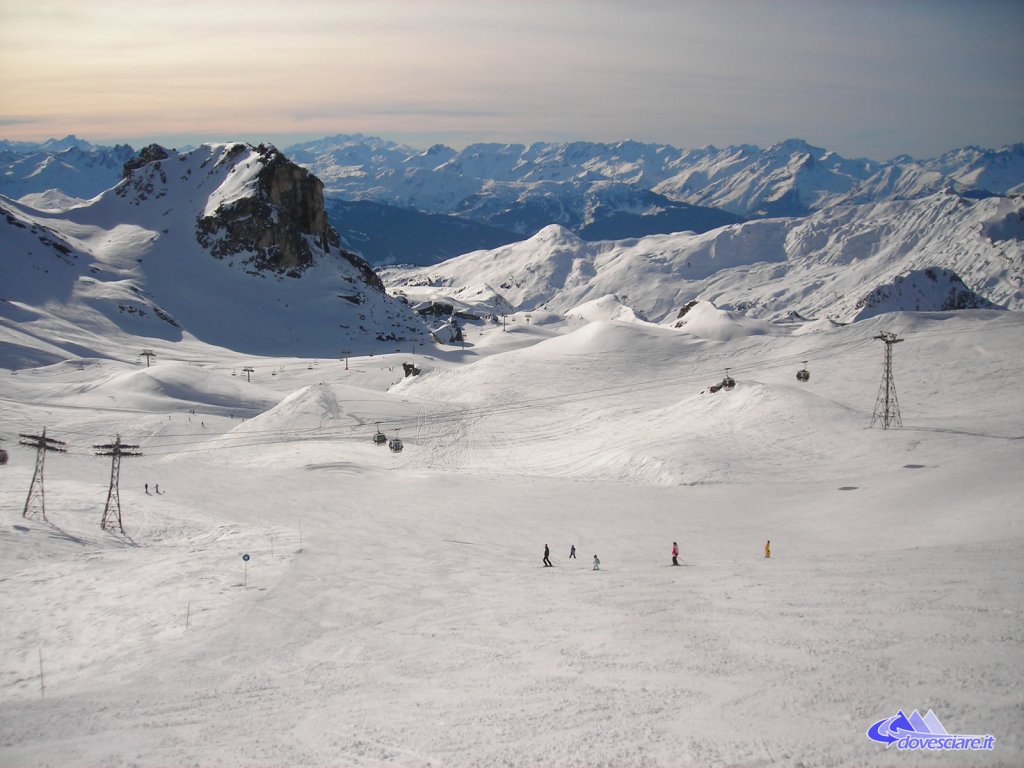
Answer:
xmin=2 ymin=0 xmax=1022 ymax=162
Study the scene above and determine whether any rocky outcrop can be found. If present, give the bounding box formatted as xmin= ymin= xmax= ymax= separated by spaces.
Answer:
xmin=122 ymin=144 xmax=171 ymax=178
xmin=195 ymin=144 xmax=343 ymax=276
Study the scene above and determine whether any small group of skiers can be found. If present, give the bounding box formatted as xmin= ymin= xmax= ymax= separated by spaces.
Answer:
xmin=543 ymin=539 xmax=772 ymax=569
xmin=144 ymin=483 xmax=162 ymax=495
xmin=543 ymin=544 xmax=600 ymax=570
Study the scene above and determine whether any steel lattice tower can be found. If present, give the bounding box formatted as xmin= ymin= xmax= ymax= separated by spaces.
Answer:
xmin=94 ymin=435 xmax=142 ymax=533
xmin=871 ymin=332 xmax=904 ymax=429
xmin=19 ymin=429 xmax=66 ymax=521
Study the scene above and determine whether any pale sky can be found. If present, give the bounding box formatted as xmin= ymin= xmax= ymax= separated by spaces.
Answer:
xmin=1 ymin=0 xmax=1022 ymax=160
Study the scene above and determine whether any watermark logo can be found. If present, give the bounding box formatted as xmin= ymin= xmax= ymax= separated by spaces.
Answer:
xmin=867 ymin=709 xmax=995 ymax=752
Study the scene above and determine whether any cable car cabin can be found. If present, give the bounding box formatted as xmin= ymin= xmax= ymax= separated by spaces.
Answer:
xmin=373 ymin=431 xmax=387 ymax=445
xmin=722 ymin=376 xmax=736 ymax=390
xmin=0 ymin=449 xmax=8 ymax=465
xmin=388 ymin=438 xmax=404 ymax=453
xmin=796 ymin=368 xmax=811 ymax=382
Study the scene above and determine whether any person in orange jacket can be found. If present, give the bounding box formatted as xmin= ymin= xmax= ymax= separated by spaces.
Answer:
xmin=765 ymin=540 xmax=771 ymax=559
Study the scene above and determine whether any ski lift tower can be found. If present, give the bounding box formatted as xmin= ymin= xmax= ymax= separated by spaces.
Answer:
xmin=94 ymin=435 xmax=142 ymax=533
xmin=870 ymin=332 xmax=903 ymax=429
xmin=19 ymin=428 xmax=66 ymax=521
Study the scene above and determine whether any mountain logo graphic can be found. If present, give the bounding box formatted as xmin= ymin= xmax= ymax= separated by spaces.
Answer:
xmin=867 ymin=710 xmax=995 ymax=751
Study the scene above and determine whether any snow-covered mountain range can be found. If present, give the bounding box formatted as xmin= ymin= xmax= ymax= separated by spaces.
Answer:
xmin=383 ymin=191 xmax=1023 ymax=324
xmin=0 ymin=143 xmax=425 ymax=360
xmin=286 ymin=134 xmax=1024 ymax=228
xmin=5 ymin=135 xmax=1022 ymax=266
xmin=3 ymin=136 xmax=1023 ymax=354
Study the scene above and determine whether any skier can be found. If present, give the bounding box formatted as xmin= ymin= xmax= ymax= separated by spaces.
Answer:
xmin=672 ymin=541 xmax=679 ymax=566
xmin=543 ymin=544 xmax=552 ymax=567
xmin=145 ymin=483 xmax=150 ymax=495
xmin=569 ymin=544 xmax=576 ymax=559
xmin=592 ymin=554 xmax=600 ymax=571
xmin=765 ymin=540 xmax=771 ymax=559
xmin=155 ymin=483 xmax=161 ymax=495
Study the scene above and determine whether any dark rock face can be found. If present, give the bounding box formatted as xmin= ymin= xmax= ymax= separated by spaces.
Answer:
xmin=196 ymin=144 xmax=342 ymax=276
xmin=122 ymin=144 xmax=171 ymax=179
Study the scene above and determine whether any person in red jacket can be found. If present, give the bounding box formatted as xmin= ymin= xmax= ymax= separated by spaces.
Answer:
xmin=672 ymin=541 xmax=680 ymax=566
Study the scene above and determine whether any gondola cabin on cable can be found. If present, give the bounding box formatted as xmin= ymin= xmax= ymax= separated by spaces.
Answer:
xmin=372 ymin=422 xmax=387 ymax=445
xmin=0 ymin=448 xmax=8 ymax=465
xmin=388 ymin=438 xmax=404 ymax=453
xmin=722 ymin=368 xmax=736 ymax=390
xmin=796 ymin=361 xmax=810 ymax=382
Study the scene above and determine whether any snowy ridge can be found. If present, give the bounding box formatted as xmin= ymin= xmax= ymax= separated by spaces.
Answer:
xmin=384 ymin=191 xmax=1024 ymax=323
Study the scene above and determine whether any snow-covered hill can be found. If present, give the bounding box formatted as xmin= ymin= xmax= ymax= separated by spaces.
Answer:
xmin=382 ymin=192 xmax=1024 ymax=323
xmin=0 ymin=143 xmax=427 ymax=361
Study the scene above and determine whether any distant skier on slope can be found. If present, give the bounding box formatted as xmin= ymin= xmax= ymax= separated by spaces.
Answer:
xmin=543 ymin=544 xmax=552 ymax=567
xmin=672 ymin=541 xmax=679 ymax=566
xmin=569 ymin=544 xmax=576 ymax=559
xmin=592 ymin=554 xmax=600 ymax=571
xmin=765 ymin=540 xmax=771 ymax=559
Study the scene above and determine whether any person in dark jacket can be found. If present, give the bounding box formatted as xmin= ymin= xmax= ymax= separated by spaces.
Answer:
xmin=543 ymin=544 xmax=552 ymax=567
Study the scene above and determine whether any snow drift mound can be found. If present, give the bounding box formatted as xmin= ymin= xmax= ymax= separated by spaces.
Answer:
xmin=230 ymin=383 xmax=354 ymax=435
xmin=564 ymin=294 xmax=645 ymax=323
xmin=670 ymin=300 xmax=776 ymax=340
xmin=58 ymin=361 xmax=280 ymax=413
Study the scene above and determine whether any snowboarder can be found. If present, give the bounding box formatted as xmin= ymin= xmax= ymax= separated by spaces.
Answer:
xmin=569 ymin=544 xmax=576 ymax=559
xmin=672 ymin=541 xmax=679 ymax=566
xmin=765 ymin=540 xmax=771 ymax=559
xmin=592 ymin=554 xmax=600 ymax=571
xmin=543 ymin=544 xmax=552 ymax=567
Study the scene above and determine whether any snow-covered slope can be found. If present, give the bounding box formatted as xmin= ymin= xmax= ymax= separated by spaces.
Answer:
xmin=384 ymin=192 xmax=1024 ymax=323
xmin=0 ymin=298 xmax=1021 ymax=767
xmin=0 ymin=143 xmax=427 ymax=361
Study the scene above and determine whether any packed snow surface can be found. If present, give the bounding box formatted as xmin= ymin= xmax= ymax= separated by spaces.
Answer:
xmin=1 ymin=307 xmax=1022 ymax=767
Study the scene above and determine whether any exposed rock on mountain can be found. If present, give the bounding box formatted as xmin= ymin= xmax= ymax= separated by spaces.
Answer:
xmin=193 ymin=144 xmax=340 ymax=276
